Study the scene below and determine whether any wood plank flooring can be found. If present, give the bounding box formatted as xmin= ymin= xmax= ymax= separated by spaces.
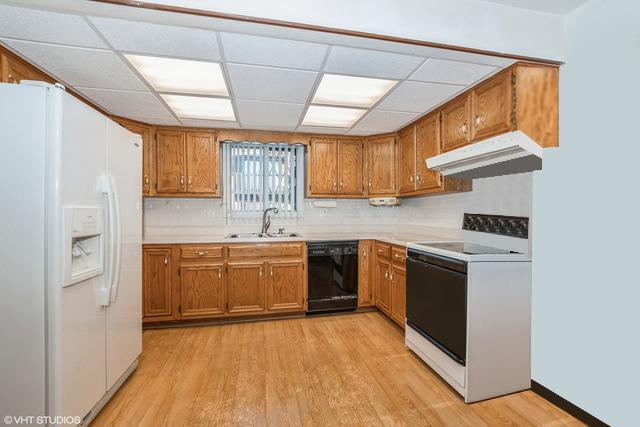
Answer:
xmin=92 ymin=312 xmax=582 ymax=426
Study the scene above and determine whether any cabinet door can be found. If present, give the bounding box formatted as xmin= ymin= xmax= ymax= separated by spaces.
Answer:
xmin=415 ymin=113 xmax=442 ymax=191
xmin=2 ymin=54 xmax=51 ymax=84
xmin=337 ymin=139 xmax=364 ymax=196
xmin=397 ymin=127 xmax=416 ymax=194
xmin=471 ymin=70 xmax=513 ymax=142
xmin=366 ymin=136 xmax=395 ymax=195
xmin=308 ymin=137 xmax=338 ymax=195
xmin=227 ymin=261 xmax=266 ymax=314
xmin=179 ymin=263 xmax=225 ymax=319
xmin=186 ymin=131 xmax=219 ymax=194
xmin=118 ymin=121 xmax=153 ymax=196
xmin=390 ymin=265 xmax=406 ymax=328
xmin=156 ymin=130 xmax=186 ymax=193
xmin=375 ymin=259 xmax=392 ymax=315
xmin=358 ymin=240 xmax=374 ymax=307
xmin=267 ymin=260 xmax=304 ymax=312
xmin=441 ymin=95 xmax=471 ymax=152
xmin=142 ymin=248 xmax=173 ymax=320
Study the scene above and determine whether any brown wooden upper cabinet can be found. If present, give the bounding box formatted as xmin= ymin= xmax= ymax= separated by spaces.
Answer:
xmin=398 ymin=127 xmax=416 ymax=194
xmin=441 ymin=94 xmax=472 ymax=153
xmin=366 ymin=135 xmax=395 ymax=196
xmin=471 ymin=69 xmax=513 ymax=142
xmin=398 ymin=112 xmax=443 ymax=196
xmin=155 ymin=129 xmax=220 ymax=197
xmin=1 ymin=52 xmax=52 ymax=84
xmin=307 ymin=137 xmax=363 ymax=197
xmin=114 ymin=119 xmax=154 ymax=196
xmin=441 ymin=63 xmax=559 ymax=153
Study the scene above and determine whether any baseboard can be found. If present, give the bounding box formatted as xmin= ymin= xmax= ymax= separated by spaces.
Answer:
xmin=531 ymin=380 xmax=609 ymax=427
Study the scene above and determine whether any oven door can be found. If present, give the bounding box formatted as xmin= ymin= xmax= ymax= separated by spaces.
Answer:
xmin=406 ymin=251 xmax=467 ymax=365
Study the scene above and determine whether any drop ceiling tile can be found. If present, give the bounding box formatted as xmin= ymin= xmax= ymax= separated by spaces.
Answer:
xmin=0 ymin=4 xmax=106 ymax=48
xmin=324 ymin=46 xmax=424 ymax=79
xmin=297 ymin=126 xmax=348 ymax=135
xmin=353 ymin=110 xmax=421 ymax=132
xmin=409 ymin=58 xmax=498 ymax=85
xmin=76 ymin=88 xmax=173 ymax=118
xmin=235 ymin=100 xmax=304 ymax=128
xmin=128 ymin=116 xmax=182 ymax=126
xmin=89 ymin=17 xmax=220 ymax=60
xmin=227 ymin=63 xmax=317 ymax=103
xmin=1 ymin=39 xmax=146 ymax=91
xmin=377 ymin=81 xmax=464 ymax=113
xmin=220 ymin=32 xmax=328 ymax=70
xmin=181 ymin=118 xmax=241 ymax=129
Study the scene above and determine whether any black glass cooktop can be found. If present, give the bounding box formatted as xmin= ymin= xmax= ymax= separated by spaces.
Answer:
xmin=416 ymin=242 xmax=520 ymax=255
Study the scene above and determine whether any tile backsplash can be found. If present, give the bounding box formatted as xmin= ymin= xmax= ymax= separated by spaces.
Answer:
xmin=144 ymin=172 xmax=532 ymax=233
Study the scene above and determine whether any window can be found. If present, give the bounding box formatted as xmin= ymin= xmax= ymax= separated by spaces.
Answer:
xmin=223 ymin=142 xmax=304 ymax=218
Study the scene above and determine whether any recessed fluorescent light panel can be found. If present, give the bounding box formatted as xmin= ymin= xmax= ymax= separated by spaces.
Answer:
xmin=125 ymin=55 xmax=228 ymax=96
xmin=312 ymin=74 xmax=397 ymax=108
xmin=302 ymin=105 xmax=366 ymax=128
xmin=161 ymin=94 xmax=235 ymax=121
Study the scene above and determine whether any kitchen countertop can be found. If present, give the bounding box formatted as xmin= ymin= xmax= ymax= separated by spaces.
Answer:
xmin=142 ymin=226 xmax=463 ymax=247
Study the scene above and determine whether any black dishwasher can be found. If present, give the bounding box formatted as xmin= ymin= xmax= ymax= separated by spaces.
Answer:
xmin=307 ymin=241 xmax=358 ymax=313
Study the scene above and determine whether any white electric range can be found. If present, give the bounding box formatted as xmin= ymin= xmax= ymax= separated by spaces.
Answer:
xmin=404 ymin=213 xmax=532 ymax=403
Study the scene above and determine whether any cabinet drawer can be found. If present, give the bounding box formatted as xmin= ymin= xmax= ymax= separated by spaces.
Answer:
xmin=391 ymin=247 xmax=407 ymax=266
xmin=228 ymin=243 xmax=304 ymax=259
xmin=180 ymin=245 xmax=223 ymax=259
xmin=375 ymin=242 xmax=391 ymax=259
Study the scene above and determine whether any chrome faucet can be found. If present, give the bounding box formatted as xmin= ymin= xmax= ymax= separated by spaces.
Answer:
xmin=261 ymin=207 xmax=279 ymax=234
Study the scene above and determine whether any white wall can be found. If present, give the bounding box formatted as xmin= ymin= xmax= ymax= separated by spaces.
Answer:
xmin=531 ymin=1 xmax=640 ymax=425
xmin=142 ymin=0 xmax=565 ymax=61
xmin=144 ymin=173 xmax=531 ymax=233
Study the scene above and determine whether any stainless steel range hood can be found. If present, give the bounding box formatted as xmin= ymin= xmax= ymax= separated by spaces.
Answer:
xmin=427 ymin=130 xmax=543 ymax=180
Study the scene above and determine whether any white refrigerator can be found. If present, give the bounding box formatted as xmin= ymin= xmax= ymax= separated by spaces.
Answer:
xmin=0 ymin=81 xmax=142 ymax=425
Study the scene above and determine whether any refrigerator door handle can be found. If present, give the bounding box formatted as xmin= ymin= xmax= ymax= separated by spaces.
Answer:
xmin=110 ymin=176 xmax=123 ymax=303
xmin=99 ymin=175 xmax=122 ymax=306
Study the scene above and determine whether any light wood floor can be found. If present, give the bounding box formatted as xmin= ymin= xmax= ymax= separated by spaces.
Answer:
xmin=92 ymin=311 xmax=581 ymax=426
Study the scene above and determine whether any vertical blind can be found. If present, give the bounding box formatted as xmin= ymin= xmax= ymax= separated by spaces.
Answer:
xmin=223 ymin=142 xmax=304 ymax=218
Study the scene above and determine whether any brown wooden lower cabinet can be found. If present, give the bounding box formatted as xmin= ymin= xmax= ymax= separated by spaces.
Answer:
xmin=374 ymin=241 xmax=407 ymax=328
xmin=358 ymin=240 xmax=375 ymax=307
xmin=227 ymin=261 xmax=266 ymax=315
xmin=375 ymin=258 xmax=392 ymax=315
xmin=142 ymin=242 xmax=306 ymax=324
xmin=142 ymin=247 xmax=174 ymax=321
xmin=179 ymin=263 xmax=225 ymax=319
xmin=268 ymin=260 xmax=305 ymax=311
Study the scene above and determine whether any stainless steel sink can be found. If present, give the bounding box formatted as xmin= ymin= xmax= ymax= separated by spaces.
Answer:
xmin=225 ymin=232 xmax=302 ymax=239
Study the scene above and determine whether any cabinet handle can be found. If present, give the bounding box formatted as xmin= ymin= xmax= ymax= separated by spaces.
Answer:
xmin=197 ymin=251 xmax=208 ymax=256
xmin=363 ymin=251 xmax=367 ymax=257
xmin=339 ymin=181 xmax=343 ymax=188
xmin=188 ymin=176 xmax=192 ymax=185
xmin=144 ymin=175 xmax=149 ymax=185
xmin=390 ymin=270 xmax=394 ymax=280
xmin=368 ymin=180 xmax=372 ymax=188
xmin=462 ymin=122 xmax=468 ymax=135
xmin=416 ymin=173 xmax=421 ymax=182
xmin=384 ymin=270 xmax=388 ymax=279
xmin=180 ymin=175 xmax=185 ymax=186
xmin=270 ymin=267 xmax=273 ymax=277
xmin=475 ymin=115 xmax=481 ymax=127
xmin=218 ymin=269 xmax=221 ymax=279
xmin=394 ymin=254 xmax=403 ymax=259
xmin=410 ymin=175 xmax=414 ymax=183
xmin=7 ymin=73 xmax=14 ymax=83
xmin=164 ymin=256 xmax=168 ymax=265
xmin=333 ymin=180 xmax=337 ymax=188
xmin=259 ymin=267 xmax=262 ymax=277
